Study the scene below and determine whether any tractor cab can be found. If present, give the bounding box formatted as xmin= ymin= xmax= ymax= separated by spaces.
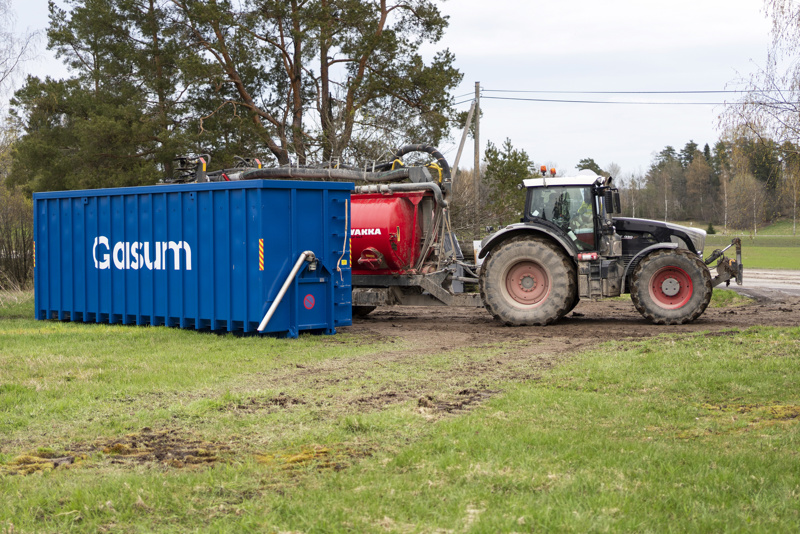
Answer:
xmin=522 ymin=170 xmax=620 ymax=256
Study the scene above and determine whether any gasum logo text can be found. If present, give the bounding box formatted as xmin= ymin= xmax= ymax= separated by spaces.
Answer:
xmin=92 ymin=236 xmax=192 ymax=270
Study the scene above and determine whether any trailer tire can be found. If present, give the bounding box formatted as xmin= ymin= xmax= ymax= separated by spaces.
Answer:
xmin=630 ymin=249 xmax=712 ymax=325
xmin=479 ymin=237 xmax=577 ymax=326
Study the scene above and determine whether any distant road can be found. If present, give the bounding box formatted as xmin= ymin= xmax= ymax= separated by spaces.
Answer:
xmin=730 ymin=269 xmax=800 ymax=299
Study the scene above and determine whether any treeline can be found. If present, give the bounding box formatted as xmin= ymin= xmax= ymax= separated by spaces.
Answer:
xmin=613 ymin=137 xmax=800 ymax=234
xmin=4 ymin=0 xmax=460 ymax=195
xmin=458 ymin=135 xmax=800 ymax=240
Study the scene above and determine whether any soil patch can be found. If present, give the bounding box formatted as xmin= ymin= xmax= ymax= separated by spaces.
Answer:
xmin=0 ymin=450 xmax=82 ymax=476
xmin=224 ymin=393 xmax=306 ymax=413
xmin=343 ymin=296 xmax=800 ymax=354
xmin=86 ymin=428 xmax=229 ymax=468
xmin=255 ymin=444 xmax=375 ymax=472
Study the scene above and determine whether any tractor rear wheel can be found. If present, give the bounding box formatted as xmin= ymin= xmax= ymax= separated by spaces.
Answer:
xmin=479 ymin=237 xmax=577 ymax=326
xmin=630 ymin=249 xmax=712 ymax=325
xmin=563 ymin=292 xmax=580 ymax=317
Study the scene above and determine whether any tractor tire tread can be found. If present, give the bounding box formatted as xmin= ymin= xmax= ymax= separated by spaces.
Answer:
xmin=630 ymin=249 xmax=712 ymax=325
xmin=479 ymin=236 xmax=577 ymax=326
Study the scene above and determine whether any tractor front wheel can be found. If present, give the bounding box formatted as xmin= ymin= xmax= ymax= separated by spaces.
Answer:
xmin=480 ymin=237 xmax=577 ymax=326
xmin=630 ymin=249 xmax=712 ymax=325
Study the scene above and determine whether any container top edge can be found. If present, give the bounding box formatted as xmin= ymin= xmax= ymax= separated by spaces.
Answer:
xmin=32 ymin=179 xmax=355 ymax=199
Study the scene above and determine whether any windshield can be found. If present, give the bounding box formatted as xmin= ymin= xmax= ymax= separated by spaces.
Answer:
xmin=528 ymin=186 xmax=596 ymax=250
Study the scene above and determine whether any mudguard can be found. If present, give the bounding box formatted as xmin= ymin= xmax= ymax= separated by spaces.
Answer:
xmin=621 ymin=242 xmax=679 ymax=293
xmin=478 ymin=222 xmax=578 ymax=261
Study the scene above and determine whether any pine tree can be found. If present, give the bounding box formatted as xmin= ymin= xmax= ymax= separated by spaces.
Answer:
xmin=10 ymin=0 xmax=463 ymax=191
xmin=484 ymin=138 xmax=533 ymax=226
xmin=679 ymin=140 xmax=698 ymax=168
xmin=576 ymin=157 xmax=608 ymax=176
xmin=170 ymin=0 xmax=462 ymax=165
xmin=11 ymin=0 xmax=201 ymax=191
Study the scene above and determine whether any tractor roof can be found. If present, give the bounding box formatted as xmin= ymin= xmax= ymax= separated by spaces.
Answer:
xmin=522 ymin=169 xmax=605 ymax=189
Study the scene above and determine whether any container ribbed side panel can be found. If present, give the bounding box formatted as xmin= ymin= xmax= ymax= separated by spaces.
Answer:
xmin=33 ymin=180 xmax=352 ymax=338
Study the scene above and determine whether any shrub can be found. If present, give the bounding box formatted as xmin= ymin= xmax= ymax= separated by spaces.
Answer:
xmin=706 ymin=222 xmax=716 ymax=235
xmin=0 ymin=187 xmax=33 ymax=289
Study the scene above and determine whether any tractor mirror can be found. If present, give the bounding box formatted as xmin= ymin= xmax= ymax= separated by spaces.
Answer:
xmin=614 ymin=191 xmax=621 ymax=214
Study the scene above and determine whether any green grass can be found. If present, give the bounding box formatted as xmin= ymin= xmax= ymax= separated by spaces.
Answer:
xmin=2 ymin=294 xmax=800 ymax=532
xmin=709 ymin=288 xmax=752 ymax=307
xmin=278 ymin=327 xmax=800 ymax=532
xmin=671 ymin=218 xmax=799 ymax=238
xmin=0 ymin=290 xmax=35 ymax=319
xmin=704 ymin=241 xmax=800 ymax=270
xmin=0 ymin=294 xmax=410 ymax=458
xmin=743 ymin=219 xmax=798 ymax=236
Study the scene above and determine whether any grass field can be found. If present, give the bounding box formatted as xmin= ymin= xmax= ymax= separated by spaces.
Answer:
xmin=704 ymin=240 xmax=800 ymax=270
xmin=696 ymin=219 xmax=800 ymax=269
xmin=671 ymin=218 xmax=799 ymax=238
xmin=1 ymin=291 xmax=799 ymax=532
xmin=732 ymin=219 xmax=798 ymax=236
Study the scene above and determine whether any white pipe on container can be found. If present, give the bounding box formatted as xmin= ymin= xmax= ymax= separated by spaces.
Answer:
xmin=257 ymin=251 xmax=315 ymax=332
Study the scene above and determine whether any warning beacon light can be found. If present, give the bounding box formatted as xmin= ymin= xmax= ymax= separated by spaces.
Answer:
xmin=550 ymin=168 xmax=556 ymax=177
xmin=540 ymin=165 xmax=547 ymax=176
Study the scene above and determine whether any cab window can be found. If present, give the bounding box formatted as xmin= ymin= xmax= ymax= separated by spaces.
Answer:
xmin=528 ymin=186 xmax=595 ymax=250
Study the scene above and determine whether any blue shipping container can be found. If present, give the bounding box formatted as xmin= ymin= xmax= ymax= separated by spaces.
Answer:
xmin=33 ymin=180 xmax=352 ymax=338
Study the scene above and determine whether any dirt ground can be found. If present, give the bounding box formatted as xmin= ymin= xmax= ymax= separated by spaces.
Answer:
xmin=342 ymin=289 xmax=800 ymax=358
xmin=5 ymin=289 xmax=798 ymax=474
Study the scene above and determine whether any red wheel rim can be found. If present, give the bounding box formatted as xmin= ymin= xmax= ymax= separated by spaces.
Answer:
xmin=648 ymin=265 xmax=692 ymax=309
xmin=505 ymin=261 xmax=550 ymax=306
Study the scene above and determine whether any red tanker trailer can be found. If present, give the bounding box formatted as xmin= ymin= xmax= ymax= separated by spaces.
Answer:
xmin=346 ymin=145 xmax=482 ymax=316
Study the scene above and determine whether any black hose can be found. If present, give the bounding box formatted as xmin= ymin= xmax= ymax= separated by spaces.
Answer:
xmin=392 ymin=144 xmax=452 ymax=181
xmin=240 ymin=167 xmax=414 ymax=183
xmin=371 ymin=144 xmax=452 ymax=181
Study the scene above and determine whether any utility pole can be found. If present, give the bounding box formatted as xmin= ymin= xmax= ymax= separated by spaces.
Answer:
xmin=474 ymin=81 xmax=480 ymax=189
xmin=474 ymin=81 xmax=480 ymax=234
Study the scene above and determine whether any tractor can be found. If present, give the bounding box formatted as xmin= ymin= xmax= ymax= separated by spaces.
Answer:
xmin=477 ymin=169 xmax=742 ymax=325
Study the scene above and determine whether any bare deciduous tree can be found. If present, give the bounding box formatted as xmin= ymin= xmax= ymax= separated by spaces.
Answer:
xmin=1 ymin=0 xmax=37 ymax=98
xmin=723 ymin=1 xmax=800 ymax=158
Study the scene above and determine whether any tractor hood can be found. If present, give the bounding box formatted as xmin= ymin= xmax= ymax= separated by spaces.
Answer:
xmin=613 ymin=217 xmax=706 ymax=255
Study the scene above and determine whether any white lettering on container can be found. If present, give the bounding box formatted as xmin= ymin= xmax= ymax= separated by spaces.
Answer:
xmin=92 ymin=236 xmax=192 ymax=271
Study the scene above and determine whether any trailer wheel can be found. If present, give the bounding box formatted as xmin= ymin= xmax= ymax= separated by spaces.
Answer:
xmin=352 ymin=306 xmax=377 ymax=318
xmin=630 ymin=249 xmax=712 ymax=325
xmin=479 ymin=237 xmax=577 ymax=326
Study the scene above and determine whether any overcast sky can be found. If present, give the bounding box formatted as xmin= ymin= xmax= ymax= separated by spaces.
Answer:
xmin=11 ymin=0 xmax=773 ymax=178
xmin=435 ymin=0 xmax=773 ymax=177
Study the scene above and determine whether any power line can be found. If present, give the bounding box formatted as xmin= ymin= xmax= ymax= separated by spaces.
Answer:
xmin=481 ymin=89 xmax=788 ymax=95
xmin=480 ymin=95 xmax=729 ymax=105
xmin=452 ymin=98 xmax=475 ymax=106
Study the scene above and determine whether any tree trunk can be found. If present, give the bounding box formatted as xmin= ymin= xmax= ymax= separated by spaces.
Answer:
xmin=319 ymin=0 xmax=334 ymax=162
xmin=290 ymin=0 xmax=306 ymax=164
xmin=723 ymin=175 xmax=728 ymax=232
xmin=147 ymin=0 xmax=172 ymax=176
